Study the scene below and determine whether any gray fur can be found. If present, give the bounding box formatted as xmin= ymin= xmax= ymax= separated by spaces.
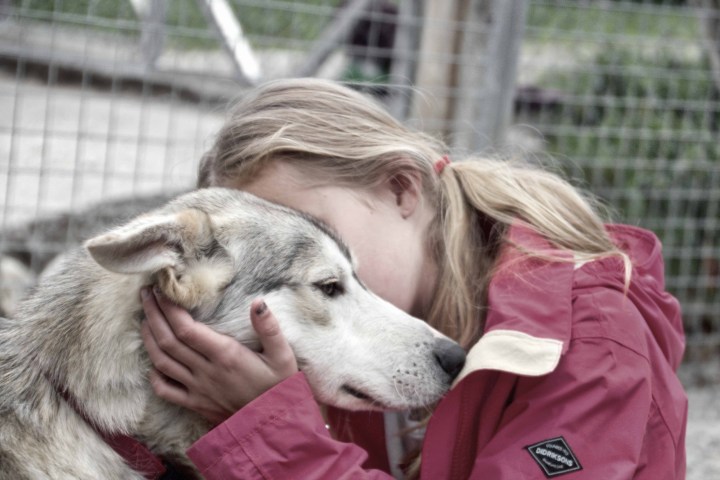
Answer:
xmin=0 ymin=187 xmax=463 ymax=479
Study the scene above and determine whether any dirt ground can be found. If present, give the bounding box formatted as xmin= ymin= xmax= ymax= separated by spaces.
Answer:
xmin=686 ymin=386 xmax=720 ymax=479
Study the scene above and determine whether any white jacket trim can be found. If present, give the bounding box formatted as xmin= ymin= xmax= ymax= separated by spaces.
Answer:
xmin=453 ymin=329 xmax=563 ymax=386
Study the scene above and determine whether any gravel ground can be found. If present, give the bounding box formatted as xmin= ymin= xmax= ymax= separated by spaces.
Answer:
xmin=686 ymin=386 xmax=720 ymax=479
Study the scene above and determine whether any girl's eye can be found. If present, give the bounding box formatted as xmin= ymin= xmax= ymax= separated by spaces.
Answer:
xmin=316 ymin=280 xmax=344 ymax=298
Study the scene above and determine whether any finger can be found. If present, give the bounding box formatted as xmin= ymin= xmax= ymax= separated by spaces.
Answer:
xmin=148 ymin=368 xmax=193 ymax=408
xmin=150 ymin=286 xmax=249 ymax=365
xmin=152 ymin=286 xmax=238 ymax=360
xmin=149 ymin=369 xmax=225 ymax=425
xmin=250 ymin=299 xmax=296 ymax=370
xmin=141 ymin=287 xmax=208 ymax=367
xmin=141 ymin=320 xmax=195 ymax=387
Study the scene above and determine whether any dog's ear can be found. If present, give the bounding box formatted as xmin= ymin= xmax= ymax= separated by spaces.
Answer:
xmin=85 ymin=209 xmax=233 ymax=309
xmin=85 ymin=209 xmax=211 ymax=275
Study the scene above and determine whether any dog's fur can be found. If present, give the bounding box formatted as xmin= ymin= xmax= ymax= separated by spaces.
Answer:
xmin=0 ymin=187 xmax=464 ymax=479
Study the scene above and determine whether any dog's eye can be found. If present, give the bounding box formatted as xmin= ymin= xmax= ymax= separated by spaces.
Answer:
xmin=315 ymin=280 xmax=344 ymax=298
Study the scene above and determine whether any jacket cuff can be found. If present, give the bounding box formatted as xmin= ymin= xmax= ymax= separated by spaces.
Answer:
xmin=187 ymin=371 xmax=326 ymax=475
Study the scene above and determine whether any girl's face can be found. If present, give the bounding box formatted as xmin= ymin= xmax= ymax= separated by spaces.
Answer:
xmin=232 ymin=161 xmax=438 ymax=319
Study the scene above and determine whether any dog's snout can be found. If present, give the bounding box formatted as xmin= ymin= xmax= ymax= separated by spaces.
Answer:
xmin=433 ymin=338 xmax=466 ymax=379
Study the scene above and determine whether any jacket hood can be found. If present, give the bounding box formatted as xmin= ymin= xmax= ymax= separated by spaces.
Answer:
xmin=603 ymin=224 xmax=685 ymax=369
xmin=454 ymin=223 xmax=685 ymax=385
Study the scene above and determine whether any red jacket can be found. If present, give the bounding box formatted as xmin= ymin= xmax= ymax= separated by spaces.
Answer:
xmin=187 ymin=224 xmax=687 ymax=479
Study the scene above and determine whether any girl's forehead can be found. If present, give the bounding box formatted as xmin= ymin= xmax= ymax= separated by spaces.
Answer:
xmin=242 ymin=163 xmax=317 ymax=205
xmin=240 ymin=161 xmax=377 ymax=213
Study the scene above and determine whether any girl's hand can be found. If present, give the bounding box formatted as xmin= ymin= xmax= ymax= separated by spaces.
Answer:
xmin=140 ymin=287 xmax=298 ymax=425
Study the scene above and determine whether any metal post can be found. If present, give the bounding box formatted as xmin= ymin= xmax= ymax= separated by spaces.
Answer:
xmin=197 ymin=0 xmax=261 ymax=85
xmin=410 ymin=0 xmax=461 ymax=132
xmin=387 ymin=0 xmax=423 ymax=120
xmin=295 ymin=0 xmax=374 ymax=78
xmin=469 ymin=0 xmax=528 ymax=153
xmin=138 ymin=0 xmax=166 ymax=70
xmin=451 ymin=0 xmax=493 ymax=151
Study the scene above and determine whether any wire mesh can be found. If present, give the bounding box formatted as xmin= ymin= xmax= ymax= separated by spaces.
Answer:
xmin=517 ymin=0 xmax=719 ymax=384
xmin=0 ymin=0 xmax=718 ymax=383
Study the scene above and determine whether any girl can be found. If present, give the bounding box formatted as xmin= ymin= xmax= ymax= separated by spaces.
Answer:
xmin=141 ymin=78 xmax=687 ymax=479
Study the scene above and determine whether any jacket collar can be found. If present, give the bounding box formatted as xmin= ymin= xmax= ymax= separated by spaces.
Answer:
xmin=454 ymin=223 xmax=574 ymax=384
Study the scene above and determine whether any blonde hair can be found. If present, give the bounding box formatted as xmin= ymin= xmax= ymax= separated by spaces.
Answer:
xmin=198 ymin=78 xmax=630 ymax=349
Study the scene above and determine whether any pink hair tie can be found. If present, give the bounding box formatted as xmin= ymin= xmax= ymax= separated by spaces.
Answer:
xmin=434 ymin=155 xmax=451 ymax=174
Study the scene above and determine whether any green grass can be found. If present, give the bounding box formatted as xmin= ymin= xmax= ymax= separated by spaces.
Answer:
xmin=526 ymin=1 xmax=699 ymax=42
xmin=517 ymin=42 xmax=719 ymax=300
xmin=12 ymin=0 xmax=343 ymax=49
xmin=528 ymin=49 xmax=719 ymax=170
xmin=15 ymin=1 xmax=700 ymax=50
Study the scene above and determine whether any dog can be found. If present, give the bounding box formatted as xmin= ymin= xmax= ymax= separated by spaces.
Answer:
xmin=0 ymin=187 xmax=466 ymax=479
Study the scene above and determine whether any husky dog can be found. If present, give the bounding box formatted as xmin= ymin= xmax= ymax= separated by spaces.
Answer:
xmin=0 ymin=187 xmax=465 ymax=479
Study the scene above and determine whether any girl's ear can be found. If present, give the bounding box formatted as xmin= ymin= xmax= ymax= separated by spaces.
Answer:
xmin=387 ymin=171 xmax=423 ymax=219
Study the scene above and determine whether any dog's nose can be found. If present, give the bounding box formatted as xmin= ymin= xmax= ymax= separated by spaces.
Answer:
xmin=433 ymin=338 xmax=466 ymax=379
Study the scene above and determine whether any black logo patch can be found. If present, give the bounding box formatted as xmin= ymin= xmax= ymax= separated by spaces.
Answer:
xmin=525 ymin=436 xmax=582 ymax=477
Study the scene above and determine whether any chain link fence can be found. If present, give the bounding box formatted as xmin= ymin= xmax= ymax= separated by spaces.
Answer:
xmin=1 ymin=0 xmax=718 ymax=386
xmin=516 ymin=0 xmax=719 ymax=386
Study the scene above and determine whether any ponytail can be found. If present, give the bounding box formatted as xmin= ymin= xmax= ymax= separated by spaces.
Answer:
xmin=426 ymin=158 xmax=631 ymax=348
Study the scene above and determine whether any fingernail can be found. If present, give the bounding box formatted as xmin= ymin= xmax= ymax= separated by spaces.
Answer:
xmin=140 ymin=287 xmax=150 ymax=300
xmin=255 ymin=301 xmax=267 ymax=316
xmin=153 ymin=285 xmax=162 ymax=297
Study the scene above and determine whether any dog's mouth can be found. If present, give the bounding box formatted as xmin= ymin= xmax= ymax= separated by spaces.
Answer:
xmin=341 ymin=384 xmax=384 ymax=407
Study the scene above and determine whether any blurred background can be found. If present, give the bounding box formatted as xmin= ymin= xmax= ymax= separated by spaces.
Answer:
xmin=0 ymin=0 xmax=718 ymax=476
